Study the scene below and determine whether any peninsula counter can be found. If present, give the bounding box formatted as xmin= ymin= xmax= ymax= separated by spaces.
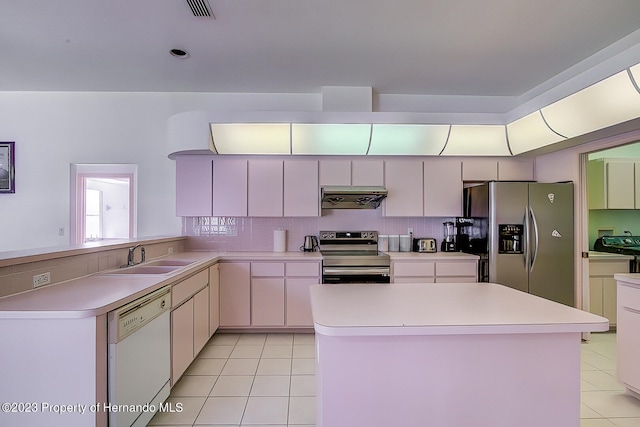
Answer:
xmin=310 ymin=282 xmax=609 ymax=427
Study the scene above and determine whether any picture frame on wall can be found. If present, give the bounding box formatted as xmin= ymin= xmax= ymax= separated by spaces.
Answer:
xmin=0 ymin=142 xmax=15 ymax=193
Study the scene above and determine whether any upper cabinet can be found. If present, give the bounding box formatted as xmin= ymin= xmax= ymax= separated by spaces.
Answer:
xmin=384 ymin=160 xmax=424 ymax=217
xmin=588 ymin=158 xmax=638 ymax=209
xmin=176 ymin=156 xmax=213 ymax=217
xmin=213 ymin=159 xmax=248 ymax=216
xmin=318 ymin=159 xmax=384 ymax=186
xmin=462 ymin=159 xmax=534 ymax=182
xmin=248 ymin=160 xmax=283 ymax=217
xmin=284 ymin=160 xmax=319 ymax=216
xmin=423 ymin=159 xmax=462 ymax=217
xmin=319 ymin=160 xmax=351 ymax=186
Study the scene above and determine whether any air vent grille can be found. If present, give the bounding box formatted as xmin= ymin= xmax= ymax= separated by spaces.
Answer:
xmin=186 ymin=0 xmax=214 ymax=18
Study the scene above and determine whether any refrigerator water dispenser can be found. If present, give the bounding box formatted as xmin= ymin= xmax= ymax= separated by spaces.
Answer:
xmin=498 ymin=224 xmax=523 ymax=254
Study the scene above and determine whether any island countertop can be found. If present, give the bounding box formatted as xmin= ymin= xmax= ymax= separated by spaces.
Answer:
xmin=310 ymin=282 xmax=609 ymax=336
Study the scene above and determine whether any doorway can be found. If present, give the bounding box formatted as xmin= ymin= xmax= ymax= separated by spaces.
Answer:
xmin=70 ymin=164 xmax=138 ymax=244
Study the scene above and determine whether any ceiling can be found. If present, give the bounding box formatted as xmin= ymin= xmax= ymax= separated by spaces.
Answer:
xmin=2 ymin=0 xmax=640 ymax=110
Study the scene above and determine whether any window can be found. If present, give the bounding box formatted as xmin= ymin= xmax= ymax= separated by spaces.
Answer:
xmin=71 ymin=164 xmax=137 ymax=244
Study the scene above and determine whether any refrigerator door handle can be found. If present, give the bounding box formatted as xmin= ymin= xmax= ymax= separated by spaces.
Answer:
xmin=522 ymin=211 xmax=529 ymax=268
xmin=529 ymin=206 xmax=539 ymax=271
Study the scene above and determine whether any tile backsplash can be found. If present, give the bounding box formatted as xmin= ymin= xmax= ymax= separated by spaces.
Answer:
xmin=184 ymin=209 xmax=453 ymax=252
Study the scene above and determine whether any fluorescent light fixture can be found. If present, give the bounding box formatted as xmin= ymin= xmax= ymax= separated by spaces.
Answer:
xmin=630 ymin=63 xmax=640 ymax=91
xmin=368 ymin=124 xmax=449 ymax=155
xmin=542 ymin=70 xmax=640 ymax=138
xmin=291 ymin=124 xmax=371 ymax=155
xmin=441 ymin=125 xmax=510 ymax=156
xmin=507 ymin=110 xmax=565 ymax=155
xmin=210 ymin=123 xmax=291 ymax=154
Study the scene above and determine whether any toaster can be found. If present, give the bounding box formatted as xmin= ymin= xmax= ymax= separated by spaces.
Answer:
xmin=413 ymin=238 xmax=437 ymax=253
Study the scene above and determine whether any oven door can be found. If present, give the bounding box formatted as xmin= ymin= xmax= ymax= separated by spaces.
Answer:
xmin=322 ymin=266 xmax=391 ymax=284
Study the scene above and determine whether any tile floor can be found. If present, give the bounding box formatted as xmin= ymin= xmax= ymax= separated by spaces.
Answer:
xmin=581 ymin=332 xmax=640 ymax=426
xmin=149 ymin=331 xmax=640 ymax=426
xmin=149 ymin=332 xmax=316 ymax=426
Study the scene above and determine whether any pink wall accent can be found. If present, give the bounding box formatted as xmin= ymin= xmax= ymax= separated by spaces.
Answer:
xmin=184 ymin=210 xmax=451 ymax=252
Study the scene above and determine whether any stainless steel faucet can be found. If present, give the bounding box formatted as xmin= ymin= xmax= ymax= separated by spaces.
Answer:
xmin=126 ymin=244 xmax=146 ymax=267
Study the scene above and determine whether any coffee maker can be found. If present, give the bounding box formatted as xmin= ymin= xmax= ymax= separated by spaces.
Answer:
xmin=441 ymin=222 xmax=456 ymax=252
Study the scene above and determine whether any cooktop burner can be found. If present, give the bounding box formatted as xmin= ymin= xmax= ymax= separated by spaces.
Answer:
xmin=594 ymin=236 xmax=640 ymax=255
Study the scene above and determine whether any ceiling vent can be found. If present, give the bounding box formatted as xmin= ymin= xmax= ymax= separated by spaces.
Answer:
xmin=186 ymin=0 xmax=214 ymax=18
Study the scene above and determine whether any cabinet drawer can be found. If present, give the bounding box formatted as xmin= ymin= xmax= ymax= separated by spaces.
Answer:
xmin=590 ymin=260 xmax=630 ymax=276
xmin=618 ymin=282 xmax=640 ymax=311
xmin=252 ymin=262 xmax=285 ymax=277
xmin=394 ymin=277 xmax=435 ymax=284
xmin=393 ymin=262 xmax=435 ymax=277
xmin=172 ymin=270 xmax=209 ymax=308
xmin=436 ymin=262 xmax=477 ymax=277
xmin=286 ymin=262 xmax=320 ymax=277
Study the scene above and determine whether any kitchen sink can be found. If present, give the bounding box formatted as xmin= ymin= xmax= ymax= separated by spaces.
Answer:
xmin=101 ymin=265 xmax=182 ymax=275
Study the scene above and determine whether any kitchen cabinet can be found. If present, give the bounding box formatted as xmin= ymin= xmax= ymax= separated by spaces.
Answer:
xmin=498 ymin=159 xmax=535 ymax=181
xmin=423 ymin=159 xmax=462 ymax=217
xmin=320 ymin=160 xmax=351 ymax=185
xmin=392 ymin=261 xmax=435 ymax=283
xmin=462 ymin=159 xmax=498 ymax=181
xmin=384 ymin=160 xmax=424 ymax=217
xmin=435 ymin=261 xmax=478 ymax=283
xmin=251 ymin=262 xmax=286 ymax=326
xmin=219 ymin=262 xmax=251 ymax=326
xmin=171 ymin=269 xmax=210 ymax=384
xmin=209 ymin=264 xmax=220 ymax=335
xmin=176 ymin=155 xmax=213 ymax=217
xmin=171 ymin=298 xmax=194 ymax=382
xmin=193 ymin=287 xmax=209 ymax=354
xmin=352 ymin=160 xmax=384 ymax=186
xmin=616 ymin=276 xmax=640 ymax=396
xmin=319 ymin=159 xmax=384 ymax=187
xmin=587 ymin=158 xmax=637 ymax=209
xmin=248 ymin=160 xmax=284 ymax=216
xmin=284 ymin=160 xmax=319 ymax=216
xmin=212 ymin=159 xmax=248 ymax=216
xmin=589 ymin=257 xmax=629 ymax=327
xmin=286 ymin=262 xmax=321 ymax=327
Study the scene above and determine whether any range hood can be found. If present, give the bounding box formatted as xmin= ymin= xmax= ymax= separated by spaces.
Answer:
xmin=321 ymin=186 xmax=388 ymax=209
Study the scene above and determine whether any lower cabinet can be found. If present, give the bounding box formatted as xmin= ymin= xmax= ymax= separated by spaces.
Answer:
xmin=219 ymin=260 xmax=320 ymax=329
xmin=616 ymin=280 xmax=640 ymax=394
xmin=170 ymin=269 xmax=210 ymax=385
xmin=589 ymin=258 xmax=630 ymax=328
xmin=392 ymin=259 xmax=478 ymax=283
xmin=219 ymin=262 xmax=251 ymax=327
xmin=209 ymin=264 xmax=220 ymax=334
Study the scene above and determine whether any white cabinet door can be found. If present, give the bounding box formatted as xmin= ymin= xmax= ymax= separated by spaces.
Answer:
xmin=607 ymin=161 xmax=634 ymax=209
xmin=248 ymin=160 xmax=283 ymax=216
xmin=193 ymin=286 xmax=210 ymax=356
xmin=171 ymin=299 xmax=194 ymax=384
xmin=423 ymin=159 xmax=462 ymax=217
xmin=384 ymin=160 xmax=423 ymax=217
xmin=284 ymin=160 xmax=319 ymax=216
xmin=251 ymin=277 xmax=286 ymax=326
xmin=176 ymin=156 xmax=213 ymax=217
xmin=462 ymin=159 xmax=498 ymax=181
xmin=286 ymin=277 xmax=317 ymax=326
xmin=212 ymin=159 xmax=248 ymax=216
xmin=498 ymin=160 xmax=534 ymax=181
xmin=219 ymin=262 xmax=251 ymax=326
xmin=352 ymin=160 xmax=384 ymax=186
xmin=320 ymin=160 xmax=351 ymax=185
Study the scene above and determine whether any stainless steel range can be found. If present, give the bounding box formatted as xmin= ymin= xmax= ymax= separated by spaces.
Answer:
xmin=320 ymin=231 xmax=391 ymax=284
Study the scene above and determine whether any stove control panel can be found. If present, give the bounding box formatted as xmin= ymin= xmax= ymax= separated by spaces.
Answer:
xmin=320 ymin=231 xmax=378 ymax=241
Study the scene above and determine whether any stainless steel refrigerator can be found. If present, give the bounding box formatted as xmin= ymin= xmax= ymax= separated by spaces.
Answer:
xmin=463 ymin=181 xmax=574 ymax=306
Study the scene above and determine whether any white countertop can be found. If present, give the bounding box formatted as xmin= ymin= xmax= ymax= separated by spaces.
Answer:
xmin=310 ymin=282 xmax=609 ymax=337
xmin=589 ymin=251 xmax=635 ymax=261
xmin=614 ymin=273 xmax=640 ymax=286
xmin=386 ymin=251 xmax=479 ymax=260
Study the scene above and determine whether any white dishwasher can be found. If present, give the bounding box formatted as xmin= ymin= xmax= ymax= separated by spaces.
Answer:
xmin=108 ymin=286 xmax=171 ymax=427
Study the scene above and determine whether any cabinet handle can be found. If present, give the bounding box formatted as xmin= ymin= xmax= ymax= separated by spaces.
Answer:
xmin=622 ymin=306 xmax=640 ymax=315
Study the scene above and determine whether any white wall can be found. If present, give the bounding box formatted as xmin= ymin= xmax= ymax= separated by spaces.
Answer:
xmin=0 ymin=91 xmax=319 ymax=252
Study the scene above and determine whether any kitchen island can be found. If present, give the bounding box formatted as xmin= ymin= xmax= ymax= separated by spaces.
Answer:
xmin=310 ymin=282 xmax=609 ymax=427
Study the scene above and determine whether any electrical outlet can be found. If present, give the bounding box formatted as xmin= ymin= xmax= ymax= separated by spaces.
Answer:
xmin=408 ymin=228 xmax=413 ymax=235
xmin=33 ymin=272 xmax=51 ymax=288
xmin=58 ymin=227 xmax=65 ymax=236
xmin=168 ymin=247 xmax=174 ymax=254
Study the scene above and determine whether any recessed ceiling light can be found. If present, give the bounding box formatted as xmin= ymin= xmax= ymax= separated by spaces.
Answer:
xmin=170 ymin=48 xmax=190 ymax=59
